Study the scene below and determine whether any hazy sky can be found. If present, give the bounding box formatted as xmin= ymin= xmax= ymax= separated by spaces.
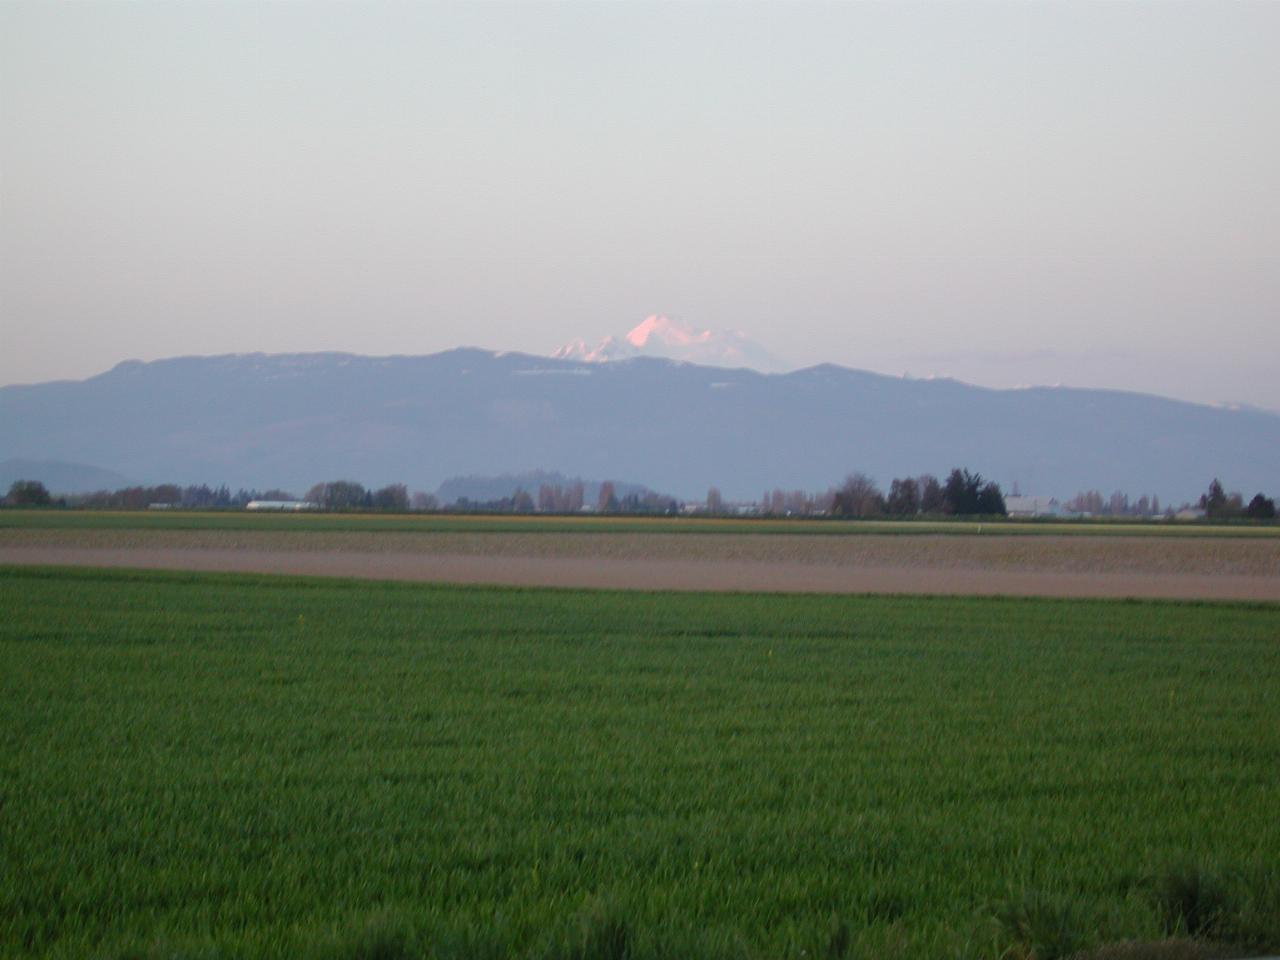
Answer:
xmin=3 ymin=1 xmax=1277 ymax=408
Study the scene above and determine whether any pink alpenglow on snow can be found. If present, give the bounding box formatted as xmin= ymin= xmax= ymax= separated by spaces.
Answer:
xmin=626 ymin=314 xmax=713 ymax=348
xmin=553 ymin=315 xmax=789 ymax=373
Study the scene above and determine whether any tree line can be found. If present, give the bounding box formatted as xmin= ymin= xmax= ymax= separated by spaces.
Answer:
xmin=0 ymin=477 xmax=672 ymax=515
xmin=3 ymin=482 xmax=294 ymax=510
xmin=303 ymin=481 xmax=435 ymax=512
xmin=0 ymin=480 xmax=430 ymax=512
xmin=5 ymin=473 xmax=1277 ymax=522
xmin=1200 ymin=479 xmax=1276 ymax=520
xmin=454 ymin=481 xmax=678 ymax=515
xmin=1065 ymin=481 xmax=1276 ymax=520
xmin=755 ymin=468 xmax=1007 ymax=518
xmin=1064 ymin=490 xmax=1162 ymax=517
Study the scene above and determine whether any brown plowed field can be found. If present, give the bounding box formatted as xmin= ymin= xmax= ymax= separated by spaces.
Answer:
xmin=3 ymin=528 xmax=1279 ymax=599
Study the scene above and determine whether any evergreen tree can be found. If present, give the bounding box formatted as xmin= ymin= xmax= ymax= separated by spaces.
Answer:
xmin=1200 ymin=479 xmax=1228 ymax=517
xmin=886 ymin=477 xmax=920 ymax=516
xmin=1247 ymin=493 xmax=1276 ymax=520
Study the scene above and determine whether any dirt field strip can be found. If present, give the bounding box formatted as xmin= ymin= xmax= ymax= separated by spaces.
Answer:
xmin=4 ymin=544 xmax=1279 ymax=600
xmin=4 ymin=528 xmax=1280 ymax=573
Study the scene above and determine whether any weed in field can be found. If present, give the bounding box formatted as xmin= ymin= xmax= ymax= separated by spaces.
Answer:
xmin=993 ymin=890 xmax=1082 ymax=960
xmin=1150 ymin=866 xmax=1230 ymax=939
xmin=429 ymin=925 xmax=514 ymax=960
xmin=554 ymin=901 xmax=632 ymax=960
xmin=103 ymin=942 xmax=226 ymax=960
xmin=825 ymin=914 xmax=852 ymax=960
xmin=863 ymin=888 xmax=908 ymax=925
xmin=311 ymin=912 xmax=420 ymax=960
xmin=1071 ymin=940 xmax=1233 ymax=960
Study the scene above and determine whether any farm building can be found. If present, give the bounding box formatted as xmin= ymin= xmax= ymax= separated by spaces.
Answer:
xmin=245 ymin=500 xmax=318 ymax=512
xmin=1005 ymin=495 xmax=1062 ymax=518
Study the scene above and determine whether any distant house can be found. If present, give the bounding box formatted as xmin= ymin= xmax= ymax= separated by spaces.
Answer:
xmin=245 ymin=500 xmax=318 ymax=512
xmin=1174 ymin=507 xmax=1207 ymax=521
xmin=1004 ymin=495 xmax=1062 ymax=519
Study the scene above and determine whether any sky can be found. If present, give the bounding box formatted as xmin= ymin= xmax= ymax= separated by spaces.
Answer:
xmin=2 ymin=1 xmax=1277 ymax=409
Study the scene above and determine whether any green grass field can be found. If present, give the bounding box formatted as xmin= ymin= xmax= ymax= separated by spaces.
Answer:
xmin=3 ymin=508 xmax=1279 ymax=538
xmin=3 ymin=567 xmax=1278 ymax=959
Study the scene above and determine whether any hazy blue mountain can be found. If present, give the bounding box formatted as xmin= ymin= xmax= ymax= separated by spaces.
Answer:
xmin=0 ymin=458 xmax=136 ymax=495
xmin=2 ymin=349 xmax=1277 ymax=503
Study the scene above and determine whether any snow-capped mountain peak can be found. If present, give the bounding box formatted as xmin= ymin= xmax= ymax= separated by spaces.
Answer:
xmin=625 ymin=314 xmax=712 ymax=349
xmin=553 ymin=315 xmax=788 ymax=373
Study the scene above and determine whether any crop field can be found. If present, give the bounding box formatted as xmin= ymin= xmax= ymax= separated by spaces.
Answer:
xmin=3 ymin=508 xmax=1279 ymax=538
xmin=3 ymin=566 xmax=1279 ymax=960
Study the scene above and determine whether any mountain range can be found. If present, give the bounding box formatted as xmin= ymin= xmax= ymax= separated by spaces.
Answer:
xmin=2 ymin=348 xmax=1277 ymax=503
